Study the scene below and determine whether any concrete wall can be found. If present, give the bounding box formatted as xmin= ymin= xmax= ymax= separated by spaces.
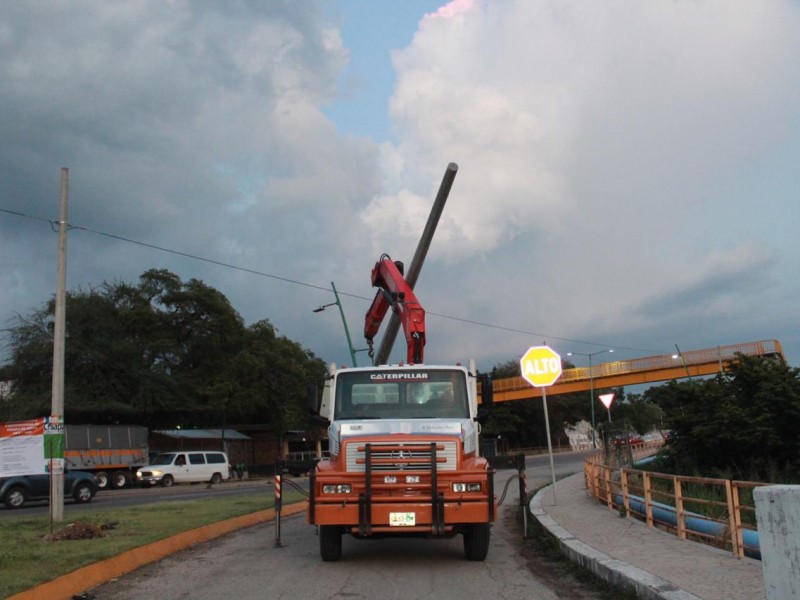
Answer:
xmin=754 ymin=485 xmax=800 ymax=600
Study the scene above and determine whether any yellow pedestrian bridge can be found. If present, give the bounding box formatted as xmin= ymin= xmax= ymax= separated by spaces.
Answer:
xmin=482 ymin=339 xmax=784 ymax=402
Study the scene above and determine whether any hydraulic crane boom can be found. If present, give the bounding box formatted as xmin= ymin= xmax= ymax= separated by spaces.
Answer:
xmin=364 ymin=254 xmax=426 ymax=364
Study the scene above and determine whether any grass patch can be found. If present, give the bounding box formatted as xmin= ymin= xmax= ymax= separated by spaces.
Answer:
xmin=0 ymin=490 xmax=305 ymax=598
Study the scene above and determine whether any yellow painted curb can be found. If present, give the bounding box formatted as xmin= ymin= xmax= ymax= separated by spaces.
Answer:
xmin=9 ymin=502 xmax=308 ymax=600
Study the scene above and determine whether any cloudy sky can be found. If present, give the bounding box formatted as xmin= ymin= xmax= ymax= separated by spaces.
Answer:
xmin=2 ymin=0 xmax=799 ymax=376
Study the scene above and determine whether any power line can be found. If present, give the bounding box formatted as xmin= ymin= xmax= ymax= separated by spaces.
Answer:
xmin=1 ymin=207 xmax=666 ymax=355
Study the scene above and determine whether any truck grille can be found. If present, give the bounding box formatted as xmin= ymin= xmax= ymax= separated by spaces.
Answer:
xmin=345 ymin=440 xmax=458 ymax=472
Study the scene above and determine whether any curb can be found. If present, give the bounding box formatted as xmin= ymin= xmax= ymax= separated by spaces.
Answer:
xmin=9 ymin=502 xmax=307 ymax=600
xmin=529 ymin=484 xmax=700 ymax=600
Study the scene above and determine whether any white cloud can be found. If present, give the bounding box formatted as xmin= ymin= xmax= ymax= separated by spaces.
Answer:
xmin=1 ymin=0 xmax=799 ymax=373
xmin=0 ymin=2 xmax=377 ymax=358
xmin=358 ymin=0 xmax=800 ymax=366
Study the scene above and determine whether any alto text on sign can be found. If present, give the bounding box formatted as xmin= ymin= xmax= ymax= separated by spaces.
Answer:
xmin=520 ymin=345 xmax=563 ymax=388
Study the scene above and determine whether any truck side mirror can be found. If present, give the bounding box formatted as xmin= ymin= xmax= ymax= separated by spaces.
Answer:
xmin=308 ymin=373 xmax=334 ymax=422
xmin=476 ymin=374 xmax=493 ymax=424
xmin=307 ymin=383 xmax=321 ymax=414
xmin=479 ymin=374 xmax=493 ymax=408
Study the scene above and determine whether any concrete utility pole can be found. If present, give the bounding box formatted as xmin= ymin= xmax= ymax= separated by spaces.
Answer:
xmin=50 ymin=167 xmax=68 ymax=524
xmin=373 ymin=163 xmax=458 ymax=365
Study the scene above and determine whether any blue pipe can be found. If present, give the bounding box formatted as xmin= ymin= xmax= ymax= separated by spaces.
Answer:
xmin=614 ymin=492 xmax=760 ymax=559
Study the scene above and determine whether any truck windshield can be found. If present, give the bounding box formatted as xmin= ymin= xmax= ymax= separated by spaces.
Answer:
xmin=334 ymin=369 xmax=469 ymax=420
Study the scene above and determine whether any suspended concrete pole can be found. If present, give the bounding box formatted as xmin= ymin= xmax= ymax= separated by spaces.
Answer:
xmin=373 ymin=163 xmax=458 ymax=365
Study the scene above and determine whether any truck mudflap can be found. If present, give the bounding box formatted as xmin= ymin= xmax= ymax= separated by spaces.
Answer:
xmin=309 ymin=442 xmax=496 ymax=535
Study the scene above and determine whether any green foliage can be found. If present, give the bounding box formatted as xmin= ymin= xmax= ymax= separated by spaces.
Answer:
xmin=1 ymin=269 xmax=326 ymax=431
xmin=491 ymin=359 xmax=520 ymax=379
xmin=603 ymin=391 xmax=665 ymax=434
xmin=647 ymin=355 xmax=800 ymax=481
xmin=0 ymin=493 xmax=305 ymax=598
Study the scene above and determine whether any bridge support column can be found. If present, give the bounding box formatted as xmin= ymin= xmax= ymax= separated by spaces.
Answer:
xmin=754 ymin=485 xmax=800 ymax=600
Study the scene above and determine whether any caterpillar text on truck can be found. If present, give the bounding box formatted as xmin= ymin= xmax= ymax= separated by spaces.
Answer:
xmin=307 ymin=253 xmax=497 ymax=562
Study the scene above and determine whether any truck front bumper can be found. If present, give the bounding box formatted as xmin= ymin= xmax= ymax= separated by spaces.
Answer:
xmin=308 ymin=469 xmax=496 ymax=536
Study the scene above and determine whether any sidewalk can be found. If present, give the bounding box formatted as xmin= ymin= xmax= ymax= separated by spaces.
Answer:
xmin=530 ymin=473 xmax=766 ymax=600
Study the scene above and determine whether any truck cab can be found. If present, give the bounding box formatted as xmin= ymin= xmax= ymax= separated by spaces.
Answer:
xmin=308 ymin=362 xmax=495 ymax=561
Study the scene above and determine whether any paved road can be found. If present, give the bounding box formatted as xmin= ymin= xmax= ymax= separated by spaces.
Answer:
xmin=0 ymin=479 xmax=277 ymax=518
xmin=89 ymin=452 xmax=593 ymax=600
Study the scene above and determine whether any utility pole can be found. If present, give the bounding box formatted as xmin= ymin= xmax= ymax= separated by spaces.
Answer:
xmin=50 ymin=167 xmax=68 ymax=524
xmin=331 ymin=282 xmax=359 ymax=366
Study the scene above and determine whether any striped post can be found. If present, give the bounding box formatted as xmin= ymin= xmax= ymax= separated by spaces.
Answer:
xmin=274 ymin=472 xmax=282 ymax=546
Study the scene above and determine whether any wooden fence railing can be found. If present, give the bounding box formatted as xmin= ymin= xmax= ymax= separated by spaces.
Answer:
xmin=584 ymin=447 xmax=765 ymax=558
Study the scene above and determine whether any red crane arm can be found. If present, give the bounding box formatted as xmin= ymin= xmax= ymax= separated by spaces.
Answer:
xmin=364 ymin=254 xmax=426 ymax=364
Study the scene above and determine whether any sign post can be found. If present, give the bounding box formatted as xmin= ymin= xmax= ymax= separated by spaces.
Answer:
xmin=520 ymin=345 xmax=563 ymax=505
xmin=599 ymin=393 xmax=615 ymax=422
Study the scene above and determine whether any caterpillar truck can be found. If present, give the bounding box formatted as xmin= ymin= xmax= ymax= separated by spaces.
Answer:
xmin=307 ymin=254 xmax=496 ymax=561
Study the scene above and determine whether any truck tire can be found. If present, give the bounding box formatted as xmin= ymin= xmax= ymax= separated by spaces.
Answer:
xmin=161 ymin=474 xmax=174 ymax=488
xmin=463 ymin=523 xmax=491 ymax=561
xmin=319 ymin=525 xmax=342 ymax=561
xmin=210 ymin=472 xmax=222 ymax=485
xmin=95 ymin=471 xmax=110 ymax=490
xmin=111 ymin=471 xmax=129 ymax=489
xmin=4 ymin=486 xmax=27 ymax=509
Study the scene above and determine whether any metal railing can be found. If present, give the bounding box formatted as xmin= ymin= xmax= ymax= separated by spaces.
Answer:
xmin=584 ymin=448 xmax=765 ymax=558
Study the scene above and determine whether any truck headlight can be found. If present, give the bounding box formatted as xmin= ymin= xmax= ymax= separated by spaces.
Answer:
xmin=322 ymin=484 xmax=352 ymax=494
xmin=452 ymin=483 xmax=482 ymax=493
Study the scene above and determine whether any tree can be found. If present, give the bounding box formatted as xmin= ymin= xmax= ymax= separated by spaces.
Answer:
xmin=1 ymin=269 xmax=325 ymax=431
xmin=222 ymin=320 xmax=326 ymax=434
xmin=598 ymin=390 xmax=665 ymax=435
xmin=648 ymin=355 xmax=800 ymax=481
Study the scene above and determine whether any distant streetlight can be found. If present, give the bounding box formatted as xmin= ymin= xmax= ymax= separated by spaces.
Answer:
xmin=313 ymin=281 xmax=366 ymax=367
xmin=566 ymin=349 xmax=614 ymax=448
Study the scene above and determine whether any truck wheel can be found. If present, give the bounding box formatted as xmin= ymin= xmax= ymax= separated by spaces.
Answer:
xmin=463 ymin=523 xmax=491 ymax=561
xmin=4 ymin=486 xmax=27 ymax=509
xmin=161 ymin=474 xmax=174 ymax=488
xmin=95 ymin=471 xmax=109 ymax=490
xmin=210 ymin=473 xmax=222 ymax=485
xmin=73 ymin=483 xmax=94 ymax=504
xmin=319 ymin=526 xmax=342 ymax=561
xmin=111 ymin=471 xmax=129 ymax=489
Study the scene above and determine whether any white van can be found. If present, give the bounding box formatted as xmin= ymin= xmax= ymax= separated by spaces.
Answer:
xmin=136 ymin=451 xmax=230 ymax=487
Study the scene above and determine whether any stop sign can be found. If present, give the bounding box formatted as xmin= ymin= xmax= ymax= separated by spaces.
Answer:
xmin=520 ymin=345 xmax=563 ymax=388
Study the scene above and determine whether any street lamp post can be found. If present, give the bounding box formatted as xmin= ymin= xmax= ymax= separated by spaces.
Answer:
xmin=567 ymin=349 xmax=613 ymax=448
xmin=313 ymin=281 xmax=364 ymax=366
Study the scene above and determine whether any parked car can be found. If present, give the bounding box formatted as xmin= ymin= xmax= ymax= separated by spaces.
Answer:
xmin=612 ymin=434 xmax=644 ymax=448
xmin=0 ymin=471 xmax=99 ymax=509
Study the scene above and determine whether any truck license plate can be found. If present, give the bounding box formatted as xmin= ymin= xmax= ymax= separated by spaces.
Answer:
xmin=389 ymin=512 xmax=415 ymax=526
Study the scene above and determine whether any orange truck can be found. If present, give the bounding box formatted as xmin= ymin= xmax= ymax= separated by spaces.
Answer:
xmin=307 ymin=255 xmax=496 ymax=561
